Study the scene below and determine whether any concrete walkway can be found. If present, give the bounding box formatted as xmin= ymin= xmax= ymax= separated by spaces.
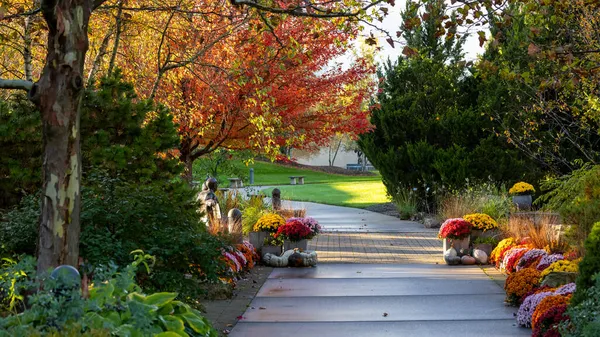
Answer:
xmin=230 ymin=264 xmax=527 ymax=337
xmin=228 ymin=201 xmax=527 ymax=336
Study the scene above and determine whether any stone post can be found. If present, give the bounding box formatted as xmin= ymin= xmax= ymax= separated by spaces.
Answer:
xmin=249 ymin=168 xmax=254 ymax=185
xmin=272 ymin=188 xmax=281 ymax=210
xmin=228 ymin=208 xmax=243 ymax=243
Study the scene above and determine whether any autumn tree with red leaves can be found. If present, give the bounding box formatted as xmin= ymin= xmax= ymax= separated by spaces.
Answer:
xmin=0 ymin=0 xmax=390 ymax=271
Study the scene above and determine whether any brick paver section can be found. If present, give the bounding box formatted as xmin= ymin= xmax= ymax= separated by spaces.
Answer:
xmin=308 ymin=231 xmax=442 ymax=264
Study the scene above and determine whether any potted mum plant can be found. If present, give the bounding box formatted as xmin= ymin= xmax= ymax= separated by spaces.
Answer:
xmin=438 ymin=218 xmax=472 ymax=255
xmin=276 ymin=217 xmax=318 ymax=251
xmin=464 ymin=213 xmax=499 ymax=239
xmin=509 ymin=182 xmax=535 ymax=210
xmin=250 ymin=213 xmax=285 ymax=255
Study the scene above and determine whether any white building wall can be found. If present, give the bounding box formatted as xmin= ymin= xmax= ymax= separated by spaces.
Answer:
xmin=293 ymin=148 xmax=359 ymax=168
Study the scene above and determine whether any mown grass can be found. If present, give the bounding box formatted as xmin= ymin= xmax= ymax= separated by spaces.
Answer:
xmin=263 ymin=180 xmax=390 ymax=209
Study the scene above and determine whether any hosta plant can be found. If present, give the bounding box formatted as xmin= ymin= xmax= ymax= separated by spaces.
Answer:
xmin=0 ymin=250 xmax=217 ymax=337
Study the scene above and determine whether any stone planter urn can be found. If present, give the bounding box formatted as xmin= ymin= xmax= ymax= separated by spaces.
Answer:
xmin=284 ymin=239 xmax=308 ymax=251
xmin=512 ymin=195 xmax=533 ymax=210
xmin=249 ymin=231 xmax=268 ymax=250
xmin=443 ymin=236 xmax=470 ymax=257
xmin=261 ymin=245 xmax=282 ymax=258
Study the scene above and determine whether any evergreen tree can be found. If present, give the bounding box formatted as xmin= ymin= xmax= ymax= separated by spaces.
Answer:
xmin=359 ymin=1 xmax=538 ymax=208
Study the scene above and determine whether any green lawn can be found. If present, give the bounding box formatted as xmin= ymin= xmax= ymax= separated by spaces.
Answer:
xmin=193 ymin=160 xmax=390 ymax=208
xmin=263 ymin=180 xmax=391 ymax=209
xmin=245 ymin=161 xmax=380 ymax=185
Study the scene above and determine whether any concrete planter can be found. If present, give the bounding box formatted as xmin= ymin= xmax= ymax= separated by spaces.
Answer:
xmin=473 ymin=243 xmax=493 ymax=257
xmin=261 ymin=245 xmax=282 ymax=258
xmin=442 ymin=236 xmax=470 ymax=257
xmin=284 ymin=239 xmax=308 ymax=251
xmin=512 ymin=195 xmax=533 ymax=210
xmin=471 ymin=229 xmax=501 ymax=240
xmin=249 ymin=231 xmax=268 ymax=249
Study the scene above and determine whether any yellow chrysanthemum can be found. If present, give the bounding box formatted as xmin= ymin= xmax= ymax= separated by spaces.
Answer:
xmin=464 ymin=213 xmax=498 ymax=231
xmin=253 ymin=213 xmax=286 ymax=232
xmin=540 ymin=259 xmax=580 ymax=280
xmin=509 ymin=182 xmax=535 ymax=195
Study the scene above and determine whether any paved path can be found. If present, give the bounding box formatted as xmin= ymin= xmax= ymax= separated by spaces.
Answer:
xmin=228 ymin=201 xmax=527 ymax=336
xmin=230 ymin=264 xmax=527 ymax=337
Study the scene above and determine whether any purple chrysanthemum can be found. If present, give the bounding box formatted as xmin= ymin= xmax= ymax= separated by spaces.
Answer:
xmin=536 ymin=254 xmax=564 ymax=271
xmin=517 ymin=291 xmax=554 ymax=327
xmin=517 ymin=249 xmax=547 ymax=271
xmin=555 ymin=282 xmax=576 ymax=295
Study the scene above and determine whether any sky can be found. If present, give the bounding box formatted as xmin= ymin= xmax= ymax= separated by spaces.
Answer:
xmin=364 ymin=0 xmax=486 ymax=65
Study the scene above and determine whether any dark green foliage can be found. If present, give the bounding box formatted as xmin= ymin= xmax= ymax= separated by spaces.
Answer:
xmin=359 ymin=57 xmax=535 ymax=208
xmin=562 ymin=272 xmax=600 ymax=336
xmin=572 ymin=222 xmax=600 ymax=306
xmin=80 ymin=171 xmax=227 ymax=298
xmin=0 ymin=195 xmax=39 ymax=256
xmin=359 ymin=1 xmax=539 ymax=209
xmin=478 ymin=9 xmax=600 ymax=175
xmin=81 ymin=70 xmax=182 ymax=182
xmin=0 ymin=252 xmax=218 ymax=336
xmin=0 ymin=95 xmax=41 ymax=208
xmin=0 ymin=255 xmax=36 ymax=314
xmin=538 ymin=164 xmax=600 ymax=245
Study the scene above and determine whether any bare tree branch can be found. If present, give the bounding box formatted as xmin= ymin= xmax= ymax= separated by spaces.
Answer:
xmin=231 ymin=0 xmax=386 ymax=18
xmin=0 ymin=78 xmax=34 ymax=91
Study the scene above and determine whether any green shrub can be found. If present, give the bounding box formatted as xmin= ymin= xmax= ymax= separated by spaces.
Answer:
xmin=0 ymin=252 xmax=217 ymax=337
xmin=0 ymin=255 xmax=36 ymax=315
xmin=80 ymin=171 xmax=228 ymax=299
xmin=571 ymin=222 xmax=600 ymax=306
xmin=561 ymin=272 xmax=600 ymax=336
xmin=538 ymin=164 xmax=600 ymax=246
xmin=0 ymin=94 xmax=41 ymax=208
xmin=0 ymin=195 xmax=39 ymax=256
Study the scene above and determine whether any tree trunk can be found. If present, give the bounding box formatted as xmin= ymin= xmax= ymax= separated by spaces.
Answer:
xmin=35 ymin=0 xmax=91 ymax=273
xmin=180 ymin=140 xmax=194 ymax=183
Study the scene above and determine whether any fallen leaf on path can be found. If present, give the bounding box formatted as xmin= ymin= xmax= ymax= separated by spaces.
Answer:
xmin=383 ymin=312 xmax=388 ymax=317
xmin=259 ymin=307 xmax=267 ymax=310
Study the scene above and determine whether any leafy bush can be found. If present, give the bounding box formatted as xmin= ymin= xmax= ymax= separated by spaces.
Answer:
xmin=0 ymin=252 xmax=217 ymax=337
xmin=571 ymin=222 xmax=600 ymax=306
xmin=0 ymin=195 xmax=39 ymax=256
xmin=539 ymin=164 xmax=600 ymax=247
xmin=0 ymin=94 xmax=41 ymax=209
xmin=0 ymin=255 xmax=36 ymax=315
xmin=80 ymin=171 xmax=228 ymax=299
xmin=561 ymin=272 xmax=600 ymax=337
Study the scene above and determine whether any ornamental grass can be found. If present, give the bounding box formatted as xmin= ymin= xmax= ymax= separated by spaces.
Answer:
xmin=531 ymin=294 xmax=572 ymax=330
xmin=503 ymin=214 xmax=567 ymax=253
xmin=253 ymin=213 xmax=286 ymax=232
xmin=509 ymin=182 xmax=535 ymax=195
xmin=505 ymin=267 xmax=542 ymax=306
xmin=464 ymin=213 xmax=498 ymax=231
